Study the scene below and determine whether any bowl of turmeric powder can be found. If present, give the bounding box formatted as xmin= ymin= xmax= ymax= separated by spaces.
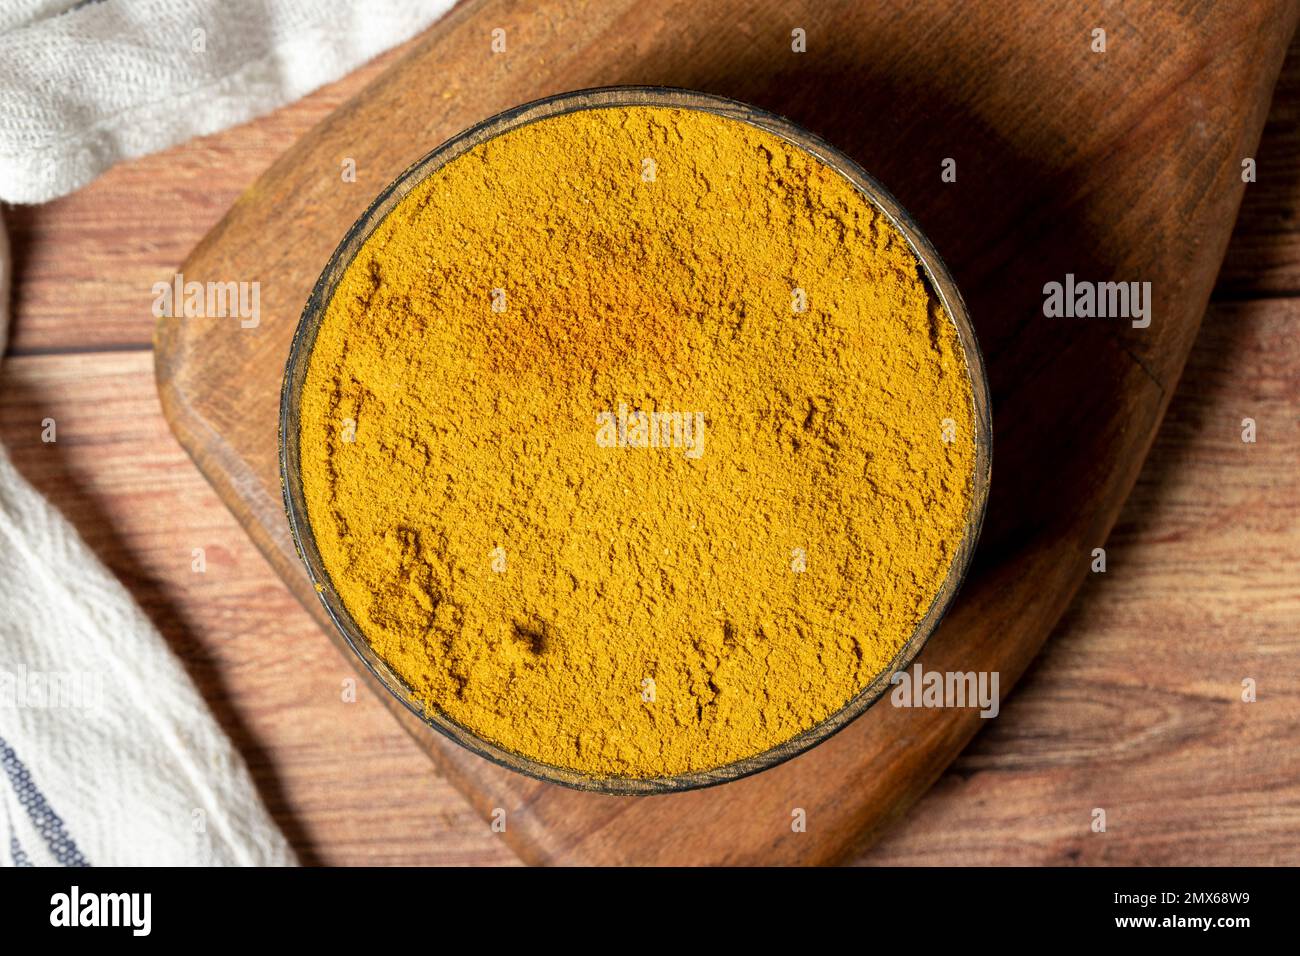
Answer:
xmin=280 ymin=87 xmax=991 ymax=793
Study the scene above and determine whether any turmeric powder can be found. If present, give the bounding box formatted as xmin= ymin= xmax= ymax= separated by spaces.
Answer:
xmin=298 ymin=103 xmax=978 ymax=780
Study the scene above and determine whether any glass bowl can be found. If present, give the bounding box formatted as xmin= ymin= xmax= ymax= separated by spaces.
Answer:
xmin=279 ymin=86 xmax=993 ymax=795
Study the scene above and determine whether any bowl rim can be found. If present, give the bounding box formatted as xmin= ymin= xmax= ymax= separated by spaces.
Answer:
xmin=279 ymin=84 xmax=994 ymax=795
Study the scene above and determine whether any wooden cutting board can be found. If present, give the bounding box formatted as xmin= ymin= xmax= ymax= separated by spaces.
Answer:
xmin=154 ymin=0 xmax=1298 ymax=864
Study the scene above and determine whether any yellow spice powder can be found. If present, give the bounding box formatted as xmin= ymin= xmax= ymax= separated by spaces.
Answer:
xmin=299 ymin=104 xmax=977 ymax=778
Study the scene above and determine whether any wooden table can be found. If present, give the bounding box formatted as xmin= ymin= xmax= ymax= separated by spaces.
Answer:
xmin=3 ymin=34 xmax=1297 ymax=867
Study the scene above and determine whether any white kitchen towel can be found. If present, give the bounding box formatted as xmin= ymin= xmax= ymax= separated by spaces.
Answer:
xmin=0 ymin=0 xmax=452 ymax=203
xmin=0 ymin=0 xmax=452 ymax=865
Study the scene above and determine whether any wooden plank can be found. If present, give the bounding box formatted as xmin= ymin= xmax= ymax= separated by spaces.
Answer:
xmin=0 ymin=351 xmax=514 ymax=865
xmin=1217 ymin=37 xmax=1300 ymax=296
xmin=865 ymin=298 xmax=1300 ymax=864
xmin=154 ymin=0 xmax=1299 ymax=864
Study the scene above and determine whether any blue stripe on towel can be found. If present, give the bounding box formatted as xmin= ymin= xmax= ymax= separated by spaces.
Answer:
xmin=10 ymin=833 xmax=32 ymax=867
xmin=0 ymin=735 xmax=89 ymax=867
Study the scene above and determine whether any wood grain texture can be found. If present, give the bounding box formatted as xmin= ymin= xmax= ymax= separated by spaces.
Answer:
xmin=1218 ymin=39 xmax=1300 ymax=297
xmin=151 ymin=0 xmax=1299 ymax=864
